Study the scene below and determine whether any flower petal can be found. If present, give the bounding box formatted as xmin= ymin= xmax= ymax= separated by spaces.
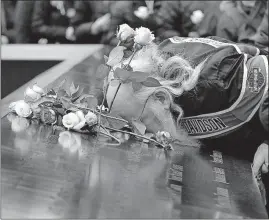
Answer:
xmin=25 ymin=87 xmax=41 ymax=101
xmin=32 ymin=84 xmax=45 ymax=94
xmin=73 ymin=119 xmax=86 ymax=130
xmin=9 ymin=101 xmax=18 ymax=112
xmin=76 ymin=110 xmax=85 ymax=122
xmin=62 ymin=112 xmax=80 ymax=129
xmin=14 ymin=101 xmax=32 ymax=118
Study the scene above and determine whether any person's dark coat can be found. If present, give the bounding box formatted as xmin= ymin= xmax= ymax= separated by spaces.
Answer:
xmin=180 ymin=1 xmax=207 ymax=12
xmin=70 ymin=1 xmax=114 ymax=44
xmin=1 ymin=0 xmax=17 ymax=43
xmin=196 ymin=1 xmax=221 ymax=37
xmin=250 ymin=1 xmax=268 ymax=50
xmin=216 ymin=0 xmax=267 ymax=43
xmin=154 ymin=1 xmax=194 ymax=40
xmin=181 ymin=1 xmax=225 ymax=38
xmin=104 ymin=1 xmax=162 ymax=46
xmin=14 ymin=0 xmax=37 ymax=43
xmin=237 ymin=1 xmax=267 ymax=44
xmin=31 ymin=0 xmax=74 ymax=43
xmin=219 ymin=0 xmax=237 ymax=12
xmin=104 ymin=1 xmax=192 ymax=46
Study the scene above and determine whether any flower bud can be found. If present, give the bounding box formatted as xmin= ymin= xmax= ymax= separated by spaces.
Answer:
xmin=163 ymin=131 xmax=171 ymax=139
xmin=85 ymin=111 xmax=98 ymax=127
xmin=156 ymin=131 xmax=171 ymax=145
xmin=25 ymin=87 xmax=41 ymax=101
xmin=32 ymin=84 xmax=45 ymax=95
xmin=117 ymin=24 xmax=135 ymax=42
xmin=9 ymin=101 xmax=18 ymax=112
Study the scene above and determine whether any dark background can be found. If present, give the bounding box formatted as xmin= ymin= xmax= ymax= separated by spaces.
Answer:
xmin=1 ymin=60 xmax=61 ymax=98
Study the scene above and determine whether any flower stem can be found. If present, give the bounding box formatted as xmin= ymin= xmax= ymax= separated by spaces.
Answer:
xmin=104 ymin=126 xmax=166 ymax=149
xmin=100 ymin=124 xmax=110 ymax=134
xmin=70 ymin=103 xmax=128 ymax=124
xmin=99 ymin=113 xmax=128 ymax=124
xmin=97 ymin=85 xmax=107 ymax=137
xmin=137 ymin=95 xmax=151 ymax=121
xmin=127 ymin=48 xmax=138 ymax=66
xmin=108 ymin=48 xmax=138 ymax=113
xmin=99 ymin=130 xmax=121 ymax=145
xmin=171 ymin=139 xmax=197 ymax=148
xmin=108 ymin=82 xmax=121 ymax=113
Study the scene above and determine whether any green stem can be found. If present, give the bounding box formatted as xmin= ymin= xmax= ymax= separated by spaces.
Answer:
xmin=104 ymin=126 xmax=166 ymax=149
xmin=127 ymin=48 xmax=137 ymax=66
xmin=97 ymin=84 xmax=108 ymax=138
xmin=100 ymin=124 xmax=110 ymax=134
xmin=100 ymin=124 xmax=126 ymax=146
xmin=171 ymin=139 xmax=197 ymax=148
xmin=137 ymin=95 xmax=151 ymax=121
xmin=99 ymin=130 xmax=121 ymax=145
xmin=98 ymin=112 xmax=128 ymax=124
xmin=108 ymin=82 xmax=122 ymax=113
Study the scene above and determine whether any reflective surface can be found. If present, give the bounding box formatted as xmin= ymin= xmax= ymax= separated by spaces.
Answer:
xmin=1 ymin=47 xmax=268 ymax=219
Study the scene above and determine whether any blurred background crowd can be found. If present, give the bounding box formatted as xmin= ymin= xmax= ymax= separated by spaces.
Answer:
xmin=1 ymin=0 xmax=268 ymax=51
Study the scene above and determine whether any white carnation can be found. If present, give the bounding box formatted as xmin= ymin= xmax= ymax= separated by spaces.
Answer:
xmin=134 ymin=27 xmax=155 ymax=46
